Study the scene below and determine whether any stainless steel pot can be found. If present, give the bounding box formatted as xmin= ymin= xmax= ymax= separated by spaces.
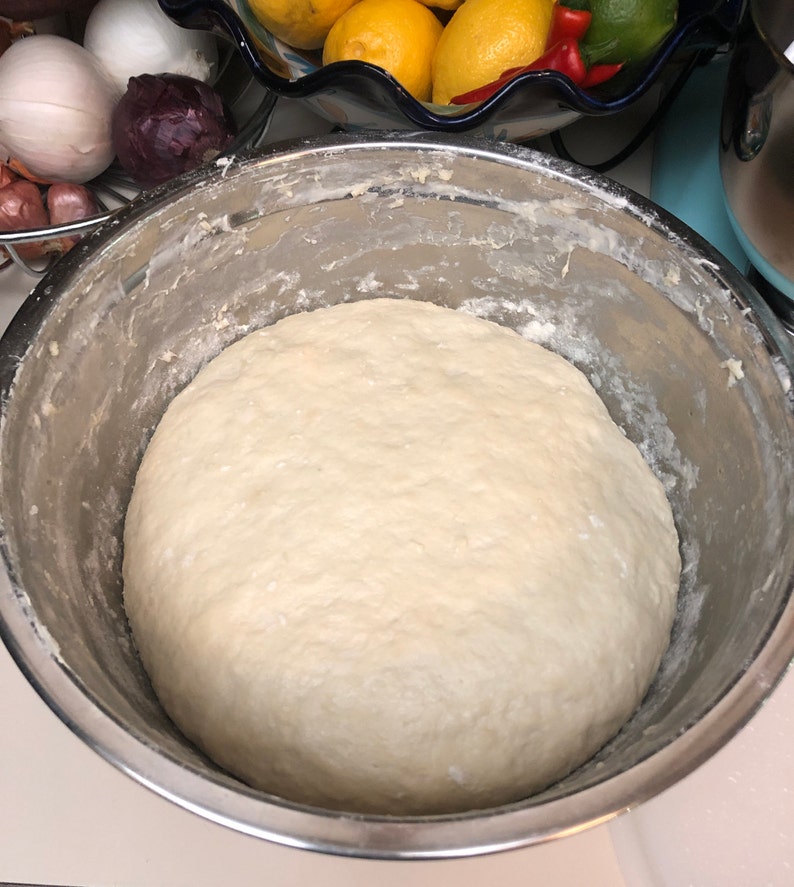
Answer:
xmin=720 ymin=0 xmax=794 ymax=301
xmin=0 ymin=134 xmax=793 ymax=858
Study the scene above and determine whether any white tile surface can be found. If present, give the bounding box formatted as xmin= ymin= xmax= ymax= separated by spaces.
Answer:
xmin=613 ymin=667 xmax=794 ymax=887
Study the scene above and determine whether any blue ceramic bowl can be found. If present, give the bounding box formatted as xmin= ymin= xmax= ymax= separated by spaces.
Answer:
xmin=160 ymin=0 xmax=743 ymax=139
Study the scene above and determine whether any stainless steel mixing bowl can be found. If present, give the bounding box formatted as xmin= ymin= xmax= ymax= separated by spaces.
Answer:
xmin=1 ymin=133 xmax=793 ymax=858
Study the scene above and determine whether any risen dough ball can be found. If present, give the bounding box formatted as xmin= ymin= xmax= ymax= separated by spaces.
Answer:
xmin=123 ymin=297 xmax=680 ymax=815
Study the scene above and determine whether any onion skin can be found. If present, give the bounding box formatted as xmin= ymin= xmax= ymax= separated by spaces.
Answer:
xmin=112 ymin=73 xmax=237 ymax=189
xmin=0 ymin=179 xmax=49 ymax=259
xmin=0 ymin=163 xmax=16 ymax=189
xmin=0 ymin=35 xmax=119 ymax=184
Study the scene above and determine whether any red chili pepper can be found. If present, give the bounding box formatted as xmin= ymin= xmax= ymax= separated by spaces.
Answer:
xmin=449 ymin=74 xmax=515 ymax=105
xmin=450 ymin=36 xmax=624 ymax=105
xmin=505 ymin=40 xmax=588 ymax=82
xmin=580 ymin=61 xmax=624 ymax=88
xmin=546 ymin=4 xmax=592 ymax=48
xmin=450 ymin=40 xmax=587 ymax=105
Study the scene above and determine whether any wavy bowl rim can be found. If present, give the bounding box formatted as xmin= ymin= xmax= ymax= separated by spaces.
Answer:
xmin=159 ymin=0 xmax=742 ymax=130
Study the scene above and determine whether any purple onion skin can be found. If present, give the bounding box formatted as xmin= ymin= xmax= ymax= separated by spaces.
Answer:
xmin=112 ymin=73 xmax=238 ymax=189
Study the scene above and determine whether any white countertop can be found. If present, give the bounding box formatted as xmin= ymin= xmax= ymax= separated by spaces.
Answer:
xmin=1 ymin=96 xmax=793 ymax=887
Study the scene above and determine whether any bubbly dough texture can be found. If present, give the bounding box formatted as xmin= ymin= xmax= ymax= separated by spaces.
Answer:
xmin=123 ymin=297 xmax=681 ymax=815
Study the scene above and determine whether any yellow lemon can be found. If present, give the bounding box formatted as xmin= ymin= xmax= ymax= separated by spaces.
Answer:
xmin=323 ymin=0 xmax=444 ymax=102
xmin=247 ymin=0 xmax=361 ymax=50
xmin=432 ymin=0 xmax=555 ymax=104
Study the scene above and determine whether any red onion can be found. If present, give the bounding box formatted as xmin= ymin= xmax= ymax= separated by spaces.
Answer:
xmin=112 ymin=73 xmax=237 ymax=189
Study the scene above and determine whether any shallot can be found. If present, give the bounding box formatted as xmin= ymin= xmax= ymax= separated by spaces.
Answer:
xmin=46 ymin=182 xmax=100 ymax=250
xmin=0 ymin=35 xmax=119 ymax=184
xmin=47 ymin=183 xmax=99 ymax=227
xmin=84 ymin=0 xmax=218 ymax=93
xmin=0 ymin=179 xmax=47 ymax=230
xmin=0 ymin=179 xmax=49 ymax=260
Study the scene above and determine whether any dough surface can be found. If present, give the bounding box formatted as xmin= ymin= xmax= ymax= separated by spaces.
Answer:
xmin=123 ymin=297 xmax=681 ymax=815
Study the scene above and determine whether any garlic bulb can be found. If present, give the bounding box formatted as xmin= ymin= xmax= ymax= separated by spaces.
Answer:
xmin=0 ymin=35 xmax=119 ymax=184
xmin=84 ymin=0 xmax=218 ymax=93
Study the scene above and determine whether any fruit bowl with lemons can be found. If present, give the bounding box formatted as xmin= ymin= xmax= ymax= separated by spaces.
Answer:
xmin=159 ymin=0 xmax=741 ymax=139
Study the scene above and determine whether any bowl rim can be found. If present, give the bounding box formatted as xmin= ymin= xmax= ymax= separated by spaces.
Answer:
xmin=1 ymin=132 xmax=793 ymax=858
